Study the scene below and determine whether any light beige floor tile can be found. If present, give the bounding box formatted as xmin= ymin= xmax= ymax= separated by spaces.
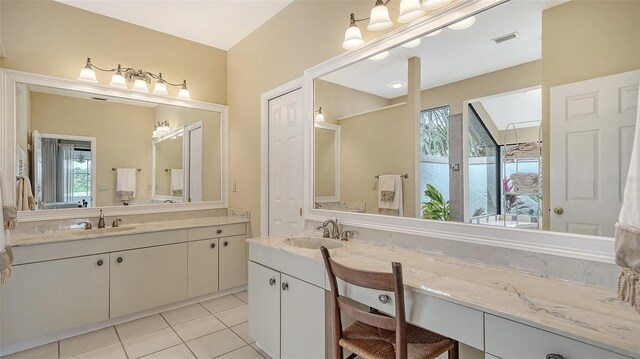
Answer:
xmin=122 ymin=327 xmax=181 ymax=358
xmin=213 ymin=305 xmax=248 ymax=327
xmin=1 ymin=342 xmax=58 ymax=359
xmin=60 ymin=327 xmax=119 ymax=358
xmin=232 ymin=291 xmax=248 ymax=304
xmin=250 ymin=344 xmax=270 ymax=359
xmin=200 ymin=295 xmax=244 ymax=314
xmin=185 ymin=329 xmax=245 ymax=359
xmin=116 ymin=314 xmax=169 ymax=341
xmin=67 ymin=343 xmax=127 ymax=359
xmin=172 ymin=315 xmax=226 ymax=341
xmin=161 ymin=304 xmax=209 ymax=326
xmin=230 ymin=322 xmax=254 ymax=344
xmin=216 ymin=345 xmax=263 ymax=359
xmin=140 ymin=344 xmax=195 ymax=359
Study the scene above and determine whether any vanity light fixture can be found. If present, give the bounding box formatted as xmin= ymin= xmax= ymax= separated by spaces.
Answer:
xmin=77 ymin=58 xmax=191 ymax=99
xmin=152 ymin=121 xmax=171 ymax=139
xmin=448 ymin=16 xmax=476 ymax=30
xmin=389 ymin=81 xmax=406 ymax=89
xmin=370 ymin=51 xmax=390 ymax=60
xmin=341 ymin=0 xmax=456 ymax=50
xmin=315 ymin=107 xmax=325 ymax=122
xmin=401 ymin=38 xmax=421 ymax=48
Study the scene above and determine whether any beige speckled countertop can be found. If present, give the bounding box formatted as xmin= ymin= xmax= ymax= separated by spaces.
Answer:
xmin=248 ymin=235 xmax=640 ymax=358
xmin=12 ymin=216 xmax=249 ymax=247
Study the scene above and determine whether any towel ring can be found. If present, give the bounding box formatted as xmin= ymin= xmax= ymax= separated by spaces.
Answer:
xmin=112 ymin=168 xmax=142 ymax=172
xmin=375 ymin=174 xmax=409 ymax=179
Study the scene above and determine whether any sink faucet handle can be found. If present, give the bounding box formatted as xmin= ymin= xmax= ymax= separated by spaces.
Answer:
xmin=341 ymin=230 xmax=354 ymax=241
xmin=316 ymin=225 xmax=330 ymax=238
xmin=77 ymin=221 xmax=92 ymax=230
xmin=112 ymin=219 xmax=122 ymax=228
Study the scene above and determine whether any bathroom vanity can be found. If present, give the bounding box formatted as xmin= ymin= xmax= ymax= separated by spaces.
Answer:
xmin=248 ymin=236 xmax=639 ymax=359
xmin=0 ymin=217 xmax=248 ymax=353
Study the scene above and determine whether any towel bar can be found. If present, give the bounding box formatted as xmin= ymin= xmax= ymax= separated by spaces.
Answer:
xmin=112 ymin=168 xmax=142 ymax=172
xmin=375 ymin=174 xmax=409 ymax=179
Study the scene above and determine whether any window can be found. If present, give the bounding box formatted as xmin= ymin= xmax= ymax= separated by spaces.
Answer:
xmin=71 ymin=149 xmax=91 ymax=206
xmin=419 ymin=106 xmax=450 ymax=220
xmin=467 ymin=105 xmax=499 ymax=219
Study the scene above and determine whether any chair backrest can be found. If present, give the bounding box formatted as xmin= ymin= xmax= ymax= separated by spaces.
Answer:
xmin=320 ymin=246 xmax=407 ymax=359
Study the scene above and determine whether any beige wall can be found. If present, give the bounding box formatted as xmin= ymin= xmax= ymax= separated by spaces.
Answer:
xmin=541 ymin=0 xmax=640 ymax=229
xmin=0 ymin=0 xmax=227 ymax=104
xmin=314 ymin=79 xmax=391 ymax=123
xmin=314 ymin=127 xmax=336 ymax=198
xmin=154 ymin=136 xmax=183 ymax=197
xmin=30 ymin=92 xmax=156 ymax=206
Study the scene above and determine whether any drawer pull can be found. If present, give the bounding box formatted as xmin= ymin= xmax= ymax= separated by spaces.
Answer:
xmin=223 ymin=241 xmax=229 ymax=247
xmin=546 ymin=355 xmax=564 ymax=359
xmin=217 ymin=229 xmax=223 ymax=234
xmin=269 ymin=278 xmax=276 ymax=286
xmin=378 ymin=294 xmax=390 ymax=304
xmin=281 ymin=282 xmax=289 ymax=291
xmin=97 ymin=259 xmax=103 ymax=266
xmin=117 ymin=257 xmax=123 ymax=263
xmin=210 ymin=243 xmax=216 ymax=249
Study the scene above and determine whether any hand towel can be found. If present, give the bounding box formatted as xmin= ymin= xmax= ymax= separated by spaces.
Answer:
xmin=509 ymin=173 xmax=539 ymax=194
xmin=171 ymin=169 xmax=183 ymax=197
xmin=378 ymin=175 xmax=403 ymax=216
xmin=616 ymin=79 xmax=640 ymax=313
xmin=116 ymin=168 xmax=137 ymax=202
xmin=16 ymin=177 xmax=36 ymax=211
xmin=0 ymin=169 xmax=16 ymax=284
xmin=504 ymin=142 xmax=541 ymax=159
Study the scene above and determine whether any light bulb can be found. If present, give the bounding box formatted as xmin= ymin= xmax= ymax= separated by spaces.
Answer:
xmin=368 ymin=3 xmax=393 ymax=31
xmin=315 ymin=107 xmax=325 ymax=122
xmin=370 ymin=51 xmax=390 ymax=61
xmin=398 ymin=0 xmax=425 ymax=23
xmin=342 ymin=25 xmax=364 ymax=50
xmin=421 ymin=0 xmax=452 ymax=10
xmin=448 ymin=16 xmax=476 ymax=30
xmin=401 ymin=38 xmax=421 ymax=48
xmin=132 ymin=79 xmax=149 ymax=92
xmin=153 ymin=81 xmax=169 ymax=96
xmin=109 ymin=73 xmax=126 ymax=88
xmin=178 ymin=81 xmax=191 ymax=100
xmin=389 ymin=81 xmax=405 ymax=89
xmin=425 ymin=29 xmax=442 ymax=37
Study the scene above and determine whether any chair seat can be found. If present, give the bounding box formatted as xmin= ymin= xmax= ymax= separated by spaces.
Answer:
xmin=339 ymin=321 xmax=455 ymax=359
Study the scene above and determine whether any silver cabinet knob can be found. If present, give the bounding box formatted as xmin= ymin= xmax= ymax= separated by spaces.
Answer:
xmin=378 ymin=294 xmax=390 ymax=304
xmin=269 ymin=278 xmax=276 ymax=286
xmin=553 ymin=207 xmax=564 ymax=215
xmin=281 ymin=282 xmax=289 ymax=291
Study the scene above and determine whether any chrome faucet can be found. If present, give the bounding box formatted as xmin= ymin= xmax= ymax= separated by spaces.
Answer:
xmin=316 ymin=225 xmax=330 ymax=238
xmin=112 ymin=219 xmax=122 ymax=228
xmin=97 ymin=209 xmax=106 ymax=229
xmin=77 ymin=221 xmax=92 ymax=230
xmin=322 ymin=219 xmax=340 ymax=240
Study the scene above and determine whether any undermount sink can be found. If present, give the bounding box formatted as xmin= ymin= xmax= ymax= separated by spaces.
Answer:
xmin=283 ymin=236 xmax=344 ymax=250
xmin=76 ymin=226 xmax=136 ymax=234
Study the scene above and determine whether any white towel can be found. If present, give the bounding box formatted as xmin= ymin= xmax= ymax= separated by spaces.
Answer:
xmin=116 ymin=168 xmax=137 ymax=202
xmin=504 ymin=142 xmax=541 ymax=159
xmin=378 ymin=175 xmax=403 ymax=216
xmin=0 ymin=169 xmax=16 ymax=284
xmin=171 ymin=169 xmax=183 ymax=197
xmin=16 ymin=177 xmax=35 ymax=211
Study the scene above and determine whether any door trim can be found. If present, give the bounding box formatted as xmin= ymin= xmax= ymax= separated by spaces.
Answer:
xmin=260 ymin=78 xmax=303 ymax=237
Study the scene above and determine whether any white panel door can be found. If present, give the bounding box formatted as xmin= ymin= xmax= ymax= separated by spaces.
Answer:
xmin=550 ymin=70 xmax=639 ymax=236
xmin=189 ymin=127 xmax=203 ymax=202
xmin=32 ymin=130 xmax=43 ymax=208
xmin=268 ymin=89 xmax=304 ymax=236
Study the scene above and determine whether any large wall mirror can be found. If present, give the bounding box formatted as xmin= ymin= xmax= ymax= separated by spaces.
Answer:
xmin=3 ymin=70 xmax=227 ymax=218
xmin=311 ymin=0 xmax=640 ymax=241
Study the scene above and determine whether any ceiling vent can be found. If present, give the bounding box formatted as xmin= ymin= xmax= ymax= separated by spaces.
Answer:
xmin=91 ymin=97 xmax=107 ymax=101
xmin=492 ymin=32 xmax=519 ymax=44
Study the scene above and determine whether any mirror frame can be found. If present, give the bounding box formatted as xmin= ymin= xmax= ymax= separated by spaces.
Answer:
xmin=303 ymin=0 xmax=615 ymax=264
xmin=314 ymin=122 xmax=341 ymax=203
xmin=152 ymin=128 xmax=186 ymax=203
xmin=1 ymin=69 xmax=229 ymax=221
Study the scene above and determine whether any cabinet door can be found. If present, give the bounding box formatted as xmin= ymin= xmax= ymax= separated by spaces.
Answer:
xmin=110 ymin=243 xmax=187 ymax=318
xmin=219 ymin=235 xmax=247 ymax=290
xmin=280 ymin=274 xmax=325 ymax=359
xmin=249 ymin=262 xmax=281 ymax=359
xmin=188 ymin=238 xmax=219 ymax=298
xmin=0 ymin=254 xmax=109 ymax=346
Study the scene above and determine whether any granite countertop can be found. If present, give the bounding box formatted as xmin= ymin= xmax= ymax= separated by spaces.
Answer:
xmin=12 ymin=216 xmax=249 ymax=247
xmin=248 ymin=235 xmax=639 ymax=358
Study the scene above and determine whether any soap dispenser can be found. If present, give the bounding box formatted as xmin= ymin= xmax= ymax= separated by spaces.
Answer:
xmin=98 ymin=209 xmax=106 ymax=229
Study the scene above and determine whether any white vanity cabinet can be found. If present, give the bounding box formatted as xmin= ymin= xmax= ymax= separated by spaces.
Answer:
xmin=188 ymin=238 xmax=219 ymax=297
xmin=110 ymin=243 xmax=188 ymax=318
xmin=219 ymin=235 xmax=248 ymax=290
xmin=249 ymin=261 xmax=326 ymax=359
xmin=0 ymin=254 xmax=110 ymax=346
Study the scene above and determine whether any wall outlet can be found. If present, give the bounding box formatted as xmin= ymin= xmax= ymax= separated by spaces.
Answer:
xmin=98 ymin=185 xmax=109 ymax=191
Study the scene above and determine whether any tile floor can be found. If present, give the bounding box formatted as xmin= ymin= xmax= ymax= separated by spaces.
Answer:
xmin=3 ymin=291 xmax=269 ymax=359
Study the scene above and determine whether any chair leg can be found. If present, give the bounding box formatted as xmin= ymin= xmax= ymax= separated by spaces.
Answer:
xmin=346 ymin=353 xmax=357 ymax=359
xmin=448 ymin=340 xmax=459 ymax=359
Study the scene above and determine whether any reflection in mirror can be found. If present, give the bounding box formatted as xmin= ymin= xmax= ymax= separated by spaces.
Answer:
xmin=313 ymin=0 xmax=640 ymax=238
xmin=15 ymin=84 xmax=223 ymax=210
xmin=314 ymin=123 xmax=342 ymax=209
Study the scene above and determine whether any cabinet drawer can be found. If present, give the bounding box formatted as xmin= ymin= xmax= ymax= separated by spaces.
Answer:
xmin=188 ymin=223 xmax=246 ymax=241
xmin=337 ymin=281 xmax=484 ymax=350
xmin=485 ymin=314 xmax=630 ymax=359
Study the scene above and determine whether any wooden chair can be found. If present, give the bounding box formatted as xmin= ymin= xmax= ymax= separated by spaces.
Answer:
xmin=321 ymin=247 xmax=459 ymax=359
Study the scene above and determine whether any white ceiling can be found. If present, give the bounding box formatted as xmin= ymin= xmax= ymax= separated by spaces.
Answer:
xmin=54 ymin=0 xmax=294 ymax=50
xmin=478 ymin=88 xmax=542 ymax=130
xmin=321 ymin=0 xmax=564 ymax=99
